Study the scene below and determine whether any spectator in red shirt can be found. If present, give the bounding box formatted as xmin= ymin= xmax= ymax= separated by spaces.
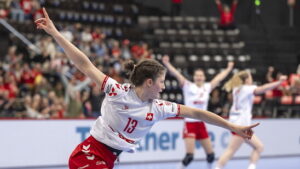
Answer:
xmin=266 ymin=66 xmax=290 ymax=97
xmin=215 ymin=0 xmax=238 ymax=30
xmin=20 ymin=0 xmax=32 ymax=18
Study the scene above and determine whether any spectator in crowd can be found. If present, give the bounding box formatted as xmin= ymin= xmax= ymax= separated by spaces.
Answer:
xmin=215 ymin=0 xmax=238 ymax=30
xmin=10 ymin=0 xmax=25 ymax=22
xmin=289 ymin=77 xmax=300 ymax=96
xmin=266 ymin=66 xmax=290 ymax=97
xmin=60 ymin=68 xmax=91 ymax=118
xmin=208 ymin=88 xmax=224 ymax=116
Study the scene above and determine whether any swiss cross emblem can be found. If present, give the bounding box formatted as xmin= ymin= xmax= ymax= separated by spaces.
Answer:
xmin=146 ymin=113 xmax=154 ymax=121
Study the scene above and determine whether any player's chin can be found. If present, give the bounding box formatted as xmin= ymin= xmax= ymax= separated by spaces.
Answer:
xmin=152 ymin=93 xmax=160 ymax=100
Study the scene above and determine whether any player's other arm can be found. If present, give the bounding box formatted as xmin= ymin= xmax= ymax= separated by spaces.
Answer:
xmin=179 ymin=104 xmax=259 ymax=139
xmin=254 ymin=75 xmax=287 ymax=95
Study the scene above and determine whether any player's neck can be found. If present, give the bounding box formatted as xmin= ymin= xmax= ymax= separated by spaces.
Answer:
xmin=134 ymin=87 xmax=149 ymax=102
xmin=195 ymin=82 xmax=204 ymax=87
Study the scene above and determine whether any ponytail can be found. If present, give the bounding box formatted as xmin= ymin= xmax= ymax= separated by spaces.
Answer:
xmin=223 ymin=70 xmax=249 ymax=92
xmin=124 ymin=59 xmax=166 ymax=86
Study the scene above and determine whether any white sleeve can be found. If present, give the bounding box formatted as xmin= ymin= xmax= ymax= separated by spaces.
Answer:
xmin=243 ymin=85 xmax=257 ymax=96
xmin=100 ymin=76 xmax=129 ymax=100
xmin=182 ymin=80 xmax=192 ymax=93
xmin=205 ymin=83 xmax=212 ymax=93
xmin=152 ymin=100 xmax=181 ymax=120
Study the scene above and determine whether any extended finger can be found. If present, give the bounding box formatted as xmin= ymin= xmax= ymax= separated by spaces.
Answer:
xmin=42 ymin=7 xmax=50 ymax=20
xmin=248 ymin=123 xmax=260 ymax=129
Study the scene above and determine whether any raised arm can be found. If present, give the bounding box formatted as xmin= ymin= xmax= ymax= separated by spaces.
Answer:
xmin=180 ymin=104 xmax=259 ymax=139
xmin=254 ymin=75 xmax=287 ymax=95
xmin=35 ymin=8 xmax=105 ymax=86
xmin=266 ymin=66 xmax=275 ymax=82
xmin=162 ymin=55 xmax=187 ymax=87
xmin=210 ymin=62 xmax=234 ymax=90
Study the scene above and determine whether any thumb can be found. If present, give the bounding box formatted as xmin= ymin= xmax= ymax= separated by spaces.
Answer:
xmin=247 ymin=123 xmax=260 ymax=129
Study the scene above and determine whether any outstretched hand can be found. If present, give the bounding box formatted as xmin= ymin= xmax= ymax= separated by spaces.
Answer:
xmin=231 ymin=123 xmax=259 ymax=139
xmin=35 ymin=8 xmax=58 ymax=36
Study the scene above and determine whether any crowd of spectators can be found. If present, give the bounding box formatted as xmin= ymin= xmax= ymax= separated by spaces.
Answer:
xmin=0 ymin=22 xmax=153 ymax=119
xmin=1 ymin=0 xmax=299 ymax=119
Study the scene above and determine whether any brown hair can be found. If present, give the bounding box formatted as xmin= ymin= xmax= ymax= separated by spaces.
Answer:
xmin=223 ymin=70 xmax=250 ymax=92
xmin=124 ymin=59 xmax=166 ymax=86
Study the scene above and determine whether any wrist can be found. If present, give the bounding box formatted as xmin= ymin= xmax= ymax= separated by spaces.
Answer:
xmin=52 ymin=30 xmax=61 ymax=38
xmin=227 ymin=122 xmax=235 ymax=131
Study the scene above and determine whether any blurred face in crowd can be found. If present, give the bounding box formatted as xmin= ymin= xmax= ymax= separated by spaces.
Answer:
xmin=223 ymin=5 xmax=230 ymax=12
xmin=193 ymin=69 xmax=206 ymax=86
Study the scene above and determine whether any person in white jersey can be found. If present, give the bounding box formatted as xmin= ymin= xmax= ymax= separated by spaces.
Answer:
xmin=162 ymin=55 xmax=234 ymax=169
xmin=215 ymin=70 xmax=287 ymax=169
xmin=35 ymin=8 xmax=259 ymax=169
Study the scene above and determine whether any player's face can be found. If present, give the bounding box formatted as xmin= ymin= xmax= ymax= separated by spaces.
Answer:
xmin=193 ymin=70 xmax=206 ymax=85
xmin=149 ymin=73 xmax=166 ymax=99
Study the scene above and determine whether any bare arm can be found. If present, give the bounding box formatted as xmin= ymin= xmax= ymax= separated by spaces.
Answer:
xmin=210 ymin=62 xmax=234 ymax=90
xmin=254 ymin=75 xmax=287 ymax=95
xmin=35 ymin=8 xmax=105 ymax=86
xmin=266 ymin=66 xmax=274 ymax=82
xmin=179 ymin=105 xmax=259 ymax=139
xmin=162 ymin=55 xmax=187 ymax=87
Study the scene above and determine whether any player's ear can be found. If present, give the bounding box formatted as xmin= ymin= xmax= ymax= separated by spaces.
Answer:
xmin=145 ymin=78 xmax=153 ymax=87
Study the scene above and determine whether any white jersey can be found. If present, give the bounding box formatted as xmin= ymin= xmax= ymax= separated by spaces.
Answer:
xmin=90 ymin=76 xmax=180 ymax=152
xmin=229 ymin=85 xmax=257 ymax=126
xmin=182 ymin=81 xmax=211 ymax=122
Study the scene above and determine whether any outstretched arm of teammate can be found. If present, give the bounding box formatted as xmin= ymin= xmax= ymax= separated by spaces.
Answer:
xmin=162 ymin=55 xmax=187 ymax=87
xmin=35 ymin=8 xmax=105 ymax=86
xmin=180 ymin=105 xmax=258 ymax=139
xmin=210 ymin=62 xmax=234 ymax=90
xmin=254 ymin=75 xmax=287 ymax=95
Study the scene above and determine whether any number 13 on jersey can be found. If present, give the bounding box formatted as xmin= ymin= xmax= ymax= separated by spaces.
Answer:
xmin=123 ymin=117 xmax=138 ymax=133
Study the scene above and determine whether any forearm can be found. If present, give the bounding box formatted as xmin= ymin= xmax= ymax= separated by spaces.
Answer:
xmin=52 ymin=32 xmax=93 ymax=74
xmin=255 ymin=81 xmax=282 ymax=94
xmin=211 ymin=68 xmax=231 ymax=88
xmin=181 ymin=105 xmax=233 ymax=131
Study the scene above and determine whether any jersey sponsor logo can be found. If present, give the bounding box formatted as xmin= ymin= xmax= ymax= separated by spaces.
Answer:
xmin=82 ymin=144 xmax=90 ymax=154
xmin=106 ymin=84 xmax=113 ymax=93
